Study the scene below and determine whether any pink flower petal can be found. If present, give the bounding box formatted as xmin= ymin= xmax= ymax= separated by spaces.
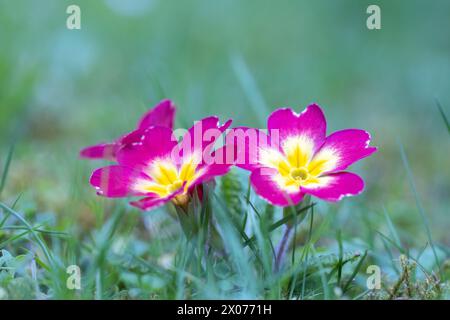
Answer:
xmin=90 ymin=165 xmax=151 ymax=197
xmin=80 ymin=100 xmax=175 ymax=162
xmin=79 ymin=143 xmax=119 ymax=160
xmin=116 ymin=126 xmax=178 ymax=169
xmin=250 ymin=167 xmax=304 ymax=207
xmin=201 ymin=141 xmax=236 ymax=166
xmin=225 ymin=127 xmax=275 ymax=171
xmin=118 ymin=128 xmax=145 ymax=146
xmin=301 ymin=172 xmax=364 ymax=202
xmin=267 ymin=104 xmax=326 ymax=152
xmin=130 ymin=187 xmax=184 ymax=211
xmin=137 ymin=99 xmax=176 ymax=130
xmin=175 ymin=117 xmax=232 ymax=165
xmin=188 ymin=163 xmax=232 ymax=191
xmin=182 ymin=144 xmax=234 ymax=192
xmin=312 ymin=129 xmax=377 ymax=174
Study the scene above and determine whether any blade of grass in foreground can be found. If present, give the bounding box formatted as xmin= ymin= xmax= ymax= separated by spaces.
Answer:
xmin=435 ymin=99 xmax=450 ymax=136
xmin=0 ymin=225 xmax=67 ymax=236
xmin=398 ymin=141 xmax=440 ymax=270
xmin=376 ymin=231 xmax=402 ymax=275
xmin=342 ymin=250 xmax=368 ymax=294
xmin=0 ymin=202 xmax=54 ymax=267
xmin=243 ymin=203 xmax=315 ymax=247
xmin=336 ymin=230 xmax=344 ymax=287
xmin=382 ymin=206 xmax=402 ymax=248
xmin=0 ymin=145 xmax=14 ymax=196
xmin=300 ymin=206 xmax=314 ymax=300
xmin=212 ymin=192 xmax=259 ymax=298
xmin=309 ymin=245 xmax=330 ymax=299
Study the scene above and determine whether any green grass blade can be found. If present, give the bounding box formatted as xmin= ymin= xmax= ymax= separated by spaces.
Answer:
xmin=0 ymin=193 xmax=24 ymax=228
xmin=244 ymin=203 xmax=315 ymax=247
xmin=398 ymin=141 xmax=440 ymax=270
xmin=342 ymin=250 xmax=368 ymax=293
xmin=309 ymin=245 xmax=330 ymax=299
xmin=0 ymin=229 xmax=32 ymax=248
xmin=245 ymin=195 xmax=262 ymax=220
xmin=213 ymin=193 xmax=262 ymax=265
xmin=377 ymin=231 xmax=401 ymax=275
xmin=336 ymin=230 xmax=344 ymax=286
xmin=0 ymin=202 xmax=54 ymax=267
xmin=0 ymin=225 xmax=67 ymax=236
xmin=435 ymin=99 xmax=450 ymax=135
xmin=269 ymin=203 xmax=315 ymax=233
xmin=212 ymin=194 xmax=259 ymax=297
xmin=382 ymin=207 xmax=402 ymax=248
xmin=376 ymin=230 xmax=406 ymax=254
xmin=300 ymin=206 xmax=314 ymax=300
xmin=0 ymin=145 xmax=14 ymax=196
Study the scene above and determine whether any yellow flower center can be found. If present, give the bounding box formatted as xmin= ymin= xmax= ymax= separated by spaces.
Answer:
xmin=259 ymin=135 xmax=339 ymax=192
xmin=289 ymin=167 xmax=309 ymax=181
xmin=134 ymin=157 xmax=200 ymax=199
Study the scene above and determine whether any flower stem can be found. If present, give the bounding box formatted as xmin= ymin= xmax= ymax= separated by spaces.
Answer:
xmin=274 ymin=224 xmax=293 ymax=272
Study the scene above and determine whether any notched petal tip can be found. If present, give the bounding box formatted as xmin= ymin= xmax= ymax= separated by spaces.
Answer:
xmin=361 ymin=131 xmax=378 ymax=154
xmin=270 ymin=103 xmax=324 ymax=120
xmin=268 ymin=107 xmax=296 ymax=121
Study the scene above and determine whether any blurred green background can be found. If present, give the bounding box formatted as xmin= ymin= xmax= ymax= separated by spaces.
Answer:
xmin=0 ymin=0 xmax=449 ymax=299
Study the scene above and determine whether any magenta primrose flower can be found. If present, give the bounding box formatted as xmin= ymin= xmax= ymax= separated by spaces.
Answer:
xmin=80 ymin=99 xmax=175 ymax=161
xmin=227 ymin=104 xmax=377 ymax=206
xmin=90 ymin=117 xmax=233 ymax=210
